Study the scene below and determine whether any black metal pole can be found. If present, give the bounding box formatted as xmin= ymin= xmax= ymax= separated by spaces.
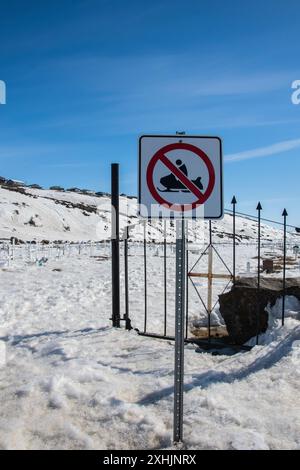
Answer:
xmin=124 ymin=225 xmax=131 ymax=330
xmin=144 ymin=221 xmax=148 ymax=333
xmin=124 ymin=228 xmax=129 ymax=321
xmin=111 ymin=163 xmax=120 ymax=328
xmin=231 ymin=196 xmax=237 ymax=284
xmin=164 ymin=221 xmax=167 ymax=337
xmin=256 ymin=202 xmax=262 ymax=345
xmin=282 ymin=209 xmax=288 ymax=326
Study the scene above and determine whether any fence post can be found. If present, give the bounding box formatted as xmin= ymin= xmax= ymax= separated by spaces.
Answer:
xmin=7 ymin=242 xmax=10 ymax=267
xmin=164 ymin=220 xmax=167 ymax=337
xmin=185 ymin=221 xmax=189 ymax=340
xmin=124 ymin=225 xmax=132 ymax=330
xmin=143 ymin=221 xmax=148 ymax=333
xmin=207 ymin=221 xmax=213 ymax=342
xmin=11 ymin=237 xmax=15 ymax=261
xmin=111 ymin=163 xmax=120 ymax=328
xmin=282 ymin=209 xmax=288 ymax=326
xmin=256 ymin=202 xmax=262 ymax=345
xmin=231 ymin=196 xmax=237 ymax=284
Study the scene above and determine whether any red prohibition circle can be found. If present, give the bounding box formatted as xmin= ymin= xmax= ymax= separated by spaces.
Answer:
xmin=146 ymin=142 xmax=215 ymax=212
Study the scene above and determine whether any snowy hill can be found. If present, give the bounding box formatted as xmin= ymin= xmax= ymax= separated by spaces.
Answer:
xmin=0 ymin=182 xmax=298 ymax=243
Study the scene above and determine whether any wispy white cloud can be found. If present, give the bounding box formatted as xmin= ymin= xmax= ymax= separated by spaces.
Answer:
xmin=19 ymin=50 xmax=298 ymax=137
xmin=29 ymin=52 xmax=296 ymax=102
xmin=238 ymin=196 xmax=299 ymax=207
xmin=44 ymin=162 xmax=98 ymax=169
xmin=225 ymin=138 xmax=300 ymax=163
xmin=0 ymin=143 xmax=95 ymax=161
xmin=0 ymin=144 xmax=56 ymax=160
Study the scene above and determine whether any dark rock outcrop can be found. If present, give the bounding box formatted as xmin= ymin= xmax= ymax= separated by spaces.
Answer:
xmin=49 ymin=186 xmax=64 ymax=191
xmin=28 ymin=184 xmax=43 ymax=189
xmin=219 ymin=277 xmax=300 ymax=344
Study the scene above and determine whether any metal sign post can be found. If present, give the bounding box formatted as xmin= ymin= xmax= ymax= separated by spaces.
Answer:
xmin=138 ymin=133 xmax=223 ymax=445
xmin=173 ymin=218 xmax=186 ymax=444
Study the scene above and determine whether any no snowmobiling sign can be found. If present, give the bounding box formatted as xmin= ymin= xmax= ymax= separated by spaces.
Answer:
xmin=138 ymin=135 xmax=223 ymax=219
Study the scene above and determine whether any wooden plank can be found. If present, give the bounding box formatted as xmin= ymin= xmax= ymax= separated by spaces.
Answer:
xmin=188 ymin=272 xmax=232 ymax=280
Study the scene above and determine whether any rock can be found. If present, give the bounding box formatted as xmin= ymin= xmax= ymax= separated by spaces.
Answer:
xmin=262 ymin=259 xmax=274 ymax=273
xmin=28 ymin=184 xmax=43 ymax=189
xmin=49 ymin=186 xmax=64 ymax=191
xmin=218 ymin=277 xmax=300 ymax=344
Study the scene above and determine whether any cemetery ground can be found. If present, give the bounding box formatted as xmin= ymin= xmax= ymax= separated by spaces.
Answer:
xmin=0 ymin=246 xmax=299 ymax=450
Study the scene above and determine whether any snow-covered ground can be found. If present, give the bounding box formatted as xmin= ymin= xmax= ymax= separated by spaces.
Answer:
xmin=0 ymin=250 xmax=299 ymax=450
xmin=0 ymin=184 xmax=299 ymax=449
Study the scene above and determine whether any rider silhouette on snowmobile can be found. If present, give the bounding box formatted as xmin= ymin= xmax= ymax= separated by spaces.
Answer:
xmin=159 ymin=159 xmax=203 ymax=192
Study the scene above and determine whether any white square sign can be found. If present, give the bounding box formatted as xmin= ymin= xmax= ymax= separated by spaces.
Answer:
xmin=138 ymin=135 xmax=223 ymax=219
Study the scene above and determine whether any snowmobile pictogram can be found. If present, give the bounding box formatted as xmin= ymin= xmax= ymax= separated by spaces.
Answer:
xmin=158 ymin=159 xmax=204 ymax=193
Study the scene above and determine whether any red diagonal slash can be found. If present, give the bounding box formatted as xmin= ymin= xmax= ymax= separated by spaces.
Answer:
xmin=159 ymin=154 xmax=205 ymax=203
xmin=146 ymin=142 xmax=216 ymax=212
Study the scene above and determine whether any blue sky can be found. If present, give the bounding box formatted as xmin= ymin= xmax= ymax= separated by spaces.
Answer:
xmin=0 ymin=0 xmax=300 ymax=224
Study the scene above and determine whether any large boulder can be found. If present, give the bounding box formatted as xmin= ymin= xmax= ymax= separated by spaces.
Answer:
xmin=218 ymin=277 xmax=300 ymax=344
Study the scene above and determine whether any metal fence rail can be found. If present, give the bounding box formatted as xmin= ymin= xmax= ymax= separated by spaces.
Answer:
xmin=0 ymin=240 xmax=111 ymax=266
xmin=115 ymin=198 xmax=299 ymax=347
